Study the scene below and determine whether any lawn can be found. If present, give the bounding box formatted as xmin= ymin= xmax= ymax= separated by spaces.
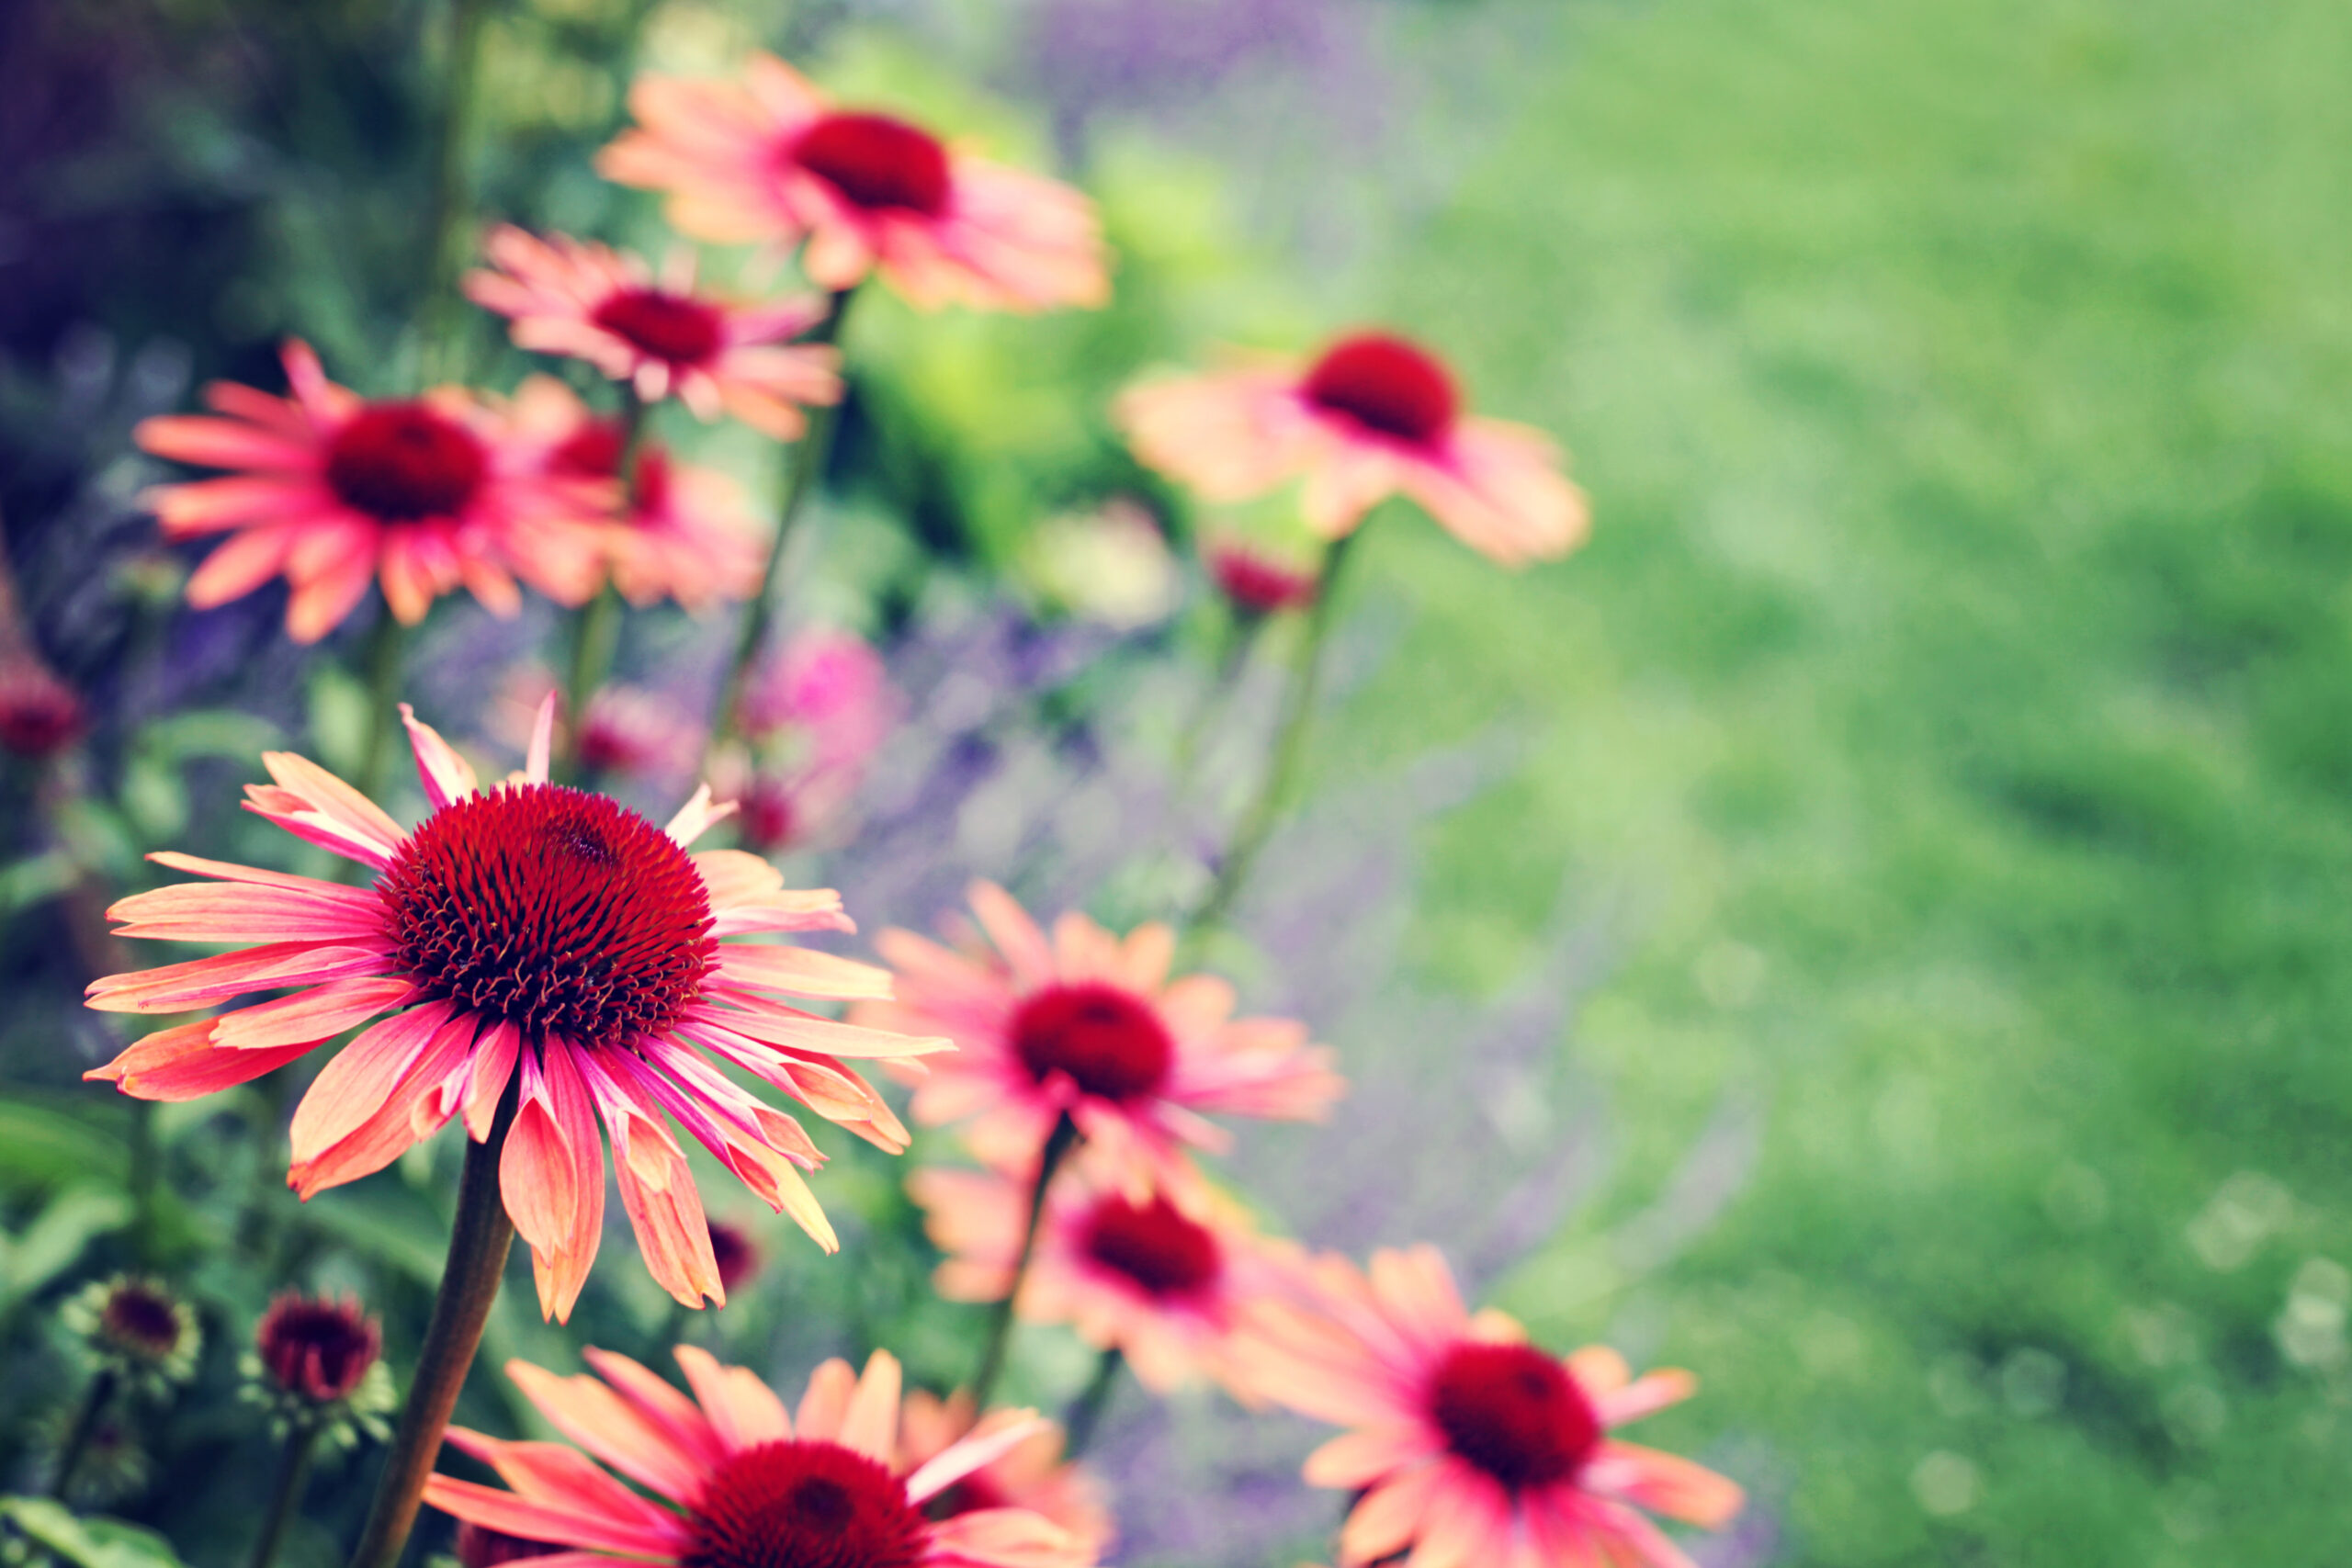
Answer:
xmin=1311 ymin=0 xmax=2352 ymax=1560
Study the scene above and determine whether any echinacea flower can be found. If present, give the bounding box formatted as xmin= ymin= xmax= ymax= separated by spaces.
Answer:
xmin=0 ymin=660 xmax=83 ymax=758
xmin=851 ymin=881 xmax=1342 ymax=1180
xmin=468 ymin=228 xmax=842 ymax=442
xmin=598 ymin=55 xmax=1108 ymax=312
xmin=246 ymin=1292 xmax=396 ymax=1444
xmin=1116 ymin=333 xmax=1589 ymax=568
xmin=82 ymin=701 xmax=947 ymax=1319
xmin=511 ymin=377 xmax=765 ymax=612
xmin=64 ymin=1276 xmax=202 ymax=1394
xmin=738 ymin=626 xmax=898 ymax=771
xmin=910 ymin=1152 xmax=1299 ymax=1397
xmin=1204 ymin=536 xmax=1318 ymax=617
xmin=423 ymin=1347 xmax=1095 ymax=1568
xmin=897 ymin=1390 xmax=1113 ymax=1554
xmin=1232 ymin=1246 xmax=1743 ymax=1568
xmin=133 ymin=341 xmax=583 ymax=641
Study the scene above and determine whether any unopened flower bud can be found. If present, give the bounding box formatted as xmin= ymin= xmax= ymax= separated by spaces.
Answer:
xmin=256 ymin=1292 xmax=382 ymax=1404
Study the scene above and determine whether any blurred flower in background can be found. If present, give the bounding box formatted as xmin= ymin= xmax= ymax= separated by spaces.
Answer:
xmin=1119 ymin=333 xmax=1589 ymax=566
xmin=599 ymin=53 xmax=1109 ymax=311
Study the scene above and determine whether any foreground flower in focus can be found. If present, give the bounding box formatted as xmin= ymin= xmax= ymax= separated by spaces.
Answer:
xmin=598 ymin=55 xmax=1107 ymax=312
xmin=469 ymin=228 xmax=842 ymax=441
xmin=1234 ymin=1246 xmax=1742 ymax=1568
xmin=65 ymin=1276 xmax=201 ymax=1395
xmin=911 ymin=1153 xmax=1298 ymax=1397
xmin=853 ymin=881 xmax=1342 ymax=1179
xmin=134 ymin=341 xmax=579 ymax=640
xmin=83 ymin=702 xmax=946 ymax=1318
xmin=1117 ymin=333 xmax=1589 ymax=568
xmin=898 ymin=1390 xmax=1113 ymax=1551
xmin=424 ymin=1347 xmax=1094 ymax=1568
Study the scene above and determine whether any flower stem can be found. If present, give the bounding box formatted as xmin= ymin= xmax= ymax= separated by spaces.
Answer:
xmin=248 ymin=1421 xmax=321 ymax=1568
xmin=706 ymin=288 xmax=856 ymax=762
xmin=1059 ymin=1346 xmax=1123 ymax=1459
xmin=556 ymin=391 xmax=646 ymax=788
xmin=1188 ymin=531 xmax=1356 ymax=935
xmin=345 ymin=1089 xmax=517 ymax=1568
xmin=50 ymin=1367 xmax=116 ymax=1499
xmin=418 ymin=0 xmax=492 ymax=386
xmin=353 ymin=612 xmax=411 ymax=808
xmin=969 ymin=1113 xmax=1079 ymax=1406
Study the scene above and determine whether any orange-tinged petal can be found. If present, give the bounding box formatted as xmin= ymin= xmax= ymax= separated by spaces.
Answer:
xmin=673 ymin=1344 xmax=791 ymax=1451
xmin=795 ymin=1358 xmax=856 ymax=1442
xmin=286 ymin=1000 xmax=454 ymax=1163
xmin=85 ymin=1020 xmax=317 ymax=1101
xmin=837 ymin=1350 xmax=901 ymax=1461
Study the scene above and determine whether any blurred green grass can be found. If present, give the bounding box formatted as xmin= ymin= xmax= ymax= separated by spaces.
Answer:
xmin=1320 ymin=0 xmax=2352 ymax=1560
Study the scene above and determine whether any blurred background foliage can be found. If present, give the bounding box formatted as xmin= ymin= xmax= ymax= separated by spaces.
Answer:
xmin=4 ymin=0 xmax=2350 ymax=1566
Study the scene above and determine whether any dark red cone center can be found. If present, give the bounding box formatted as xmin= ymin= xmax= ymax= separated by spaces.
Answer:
xmin=791 ymin=112 xmax=953 ymax=216
xmin=377 ymin=783 xmax=716 ymax=1044
xmin=1009 ymin=982 xmax=1173 ymax=1102
xmin=101 ymin=1282 xmax=184 ymax=1356
xmin=591 ymin=288 xmax=727 ymax=367
xmin=551 ymin=421 xmax=673 ymax=518
xmin=1301 ymin=333 xmax=1459 ymax=446
xmin=325 ymin=402 xmax=489 ymax=522
xmin=1428 ymin=1341 xmax=1600 ymax=1491
xmin=1080 ymin=1192 xmax=1222 ymax=1300
xmin=685 ymin=1439 xmax=927 ymax=1568
xmin=257 ymin=1293 xmax=380 ymax=1402
xmin=1209 ymin=547 xmax=1317 ymax=615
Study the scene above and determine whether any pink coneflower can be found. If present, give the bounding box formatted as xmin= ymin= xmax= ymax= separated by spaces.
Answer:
xmin=1232 ymin=1246 xmax=1743 ymax=1568
xmin=423 ymin=1347 xmax=1095 ymax=1568
xmin=254 ymin=1292 xmax=382 ymax=1404
xmin=852 ymin=882 xmax=1342 ymax=1181
xmin=468 ymin=228 xmax=842 ymax=443
xmin=0 ymin=662 xmax=83 ymax=758
xmin=1116 ymin=333 xmax=1590 ymax=568
xmin=897 ymin=1390 xmax=1112 ymax=1551
xmin=738 ymin=626 xmax=897 ymax=769
xmin=910 ymin=1154 xmax=1298 ymax=1397
xmin=597 ymin=55 xmax=1108 ymax=313
xmin=82 ymin=701 xmax=945 ymax=1319
xmin=133 ymin=341 xmax=583 ymax=641
xmin=507 ymin=377 xmax=766 ymax=613
xmin=1203 ymin=535 xmax=1318 ymax=616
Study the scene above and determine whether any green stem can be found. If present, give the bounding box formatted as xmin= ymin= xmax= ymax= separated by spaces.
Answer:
xmin=352 ymin=613 xmax=411 ymax=809
xmin=248 ymin=1421 xmax=321 ymax=1568
xmin=418 ymin=0 xmax=492 ymax=386
xmin=51 ymin=1367 xmax=116 ymax=1500
xmin=556 ymin=392 xmax=646 ymax=788
xmin=345 ymin=1087 xmax=518 ymax=1568
xmin=969 ymin=1114 xmax=1079 ymax=1406
xmin=706 ymin=288 xmax=856 ymax=761
xmin=1188 ymin=531 xmax=1356 ymax=935
xmin=1059 ymin=1346 xmax=1123 ymax=1459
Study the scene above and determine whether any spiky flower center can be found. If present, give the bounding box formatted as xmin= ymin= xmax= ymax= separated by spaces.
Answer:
xmin=685 ymin=1440 xmax=927 ymax=1568
xmin=325 ymin=402 xmax=488 ymax=522
xmin=377 ymin=784 xmax=715 ymax=1045
xmin=1080 ymin=1192 xmax=1222 ymax=1300
xmin=100 ymin=1282 xmax=186 ymax=1359
xmin=592 ymin=288 xmax=727 ymax=367
xmin=256 ymin=1293 xmax=380 ymax=1402
xmin=792 ymin=113 xmax=952 ymax=216
xmin=1301 ymin=333 xmax=1459 ymax=446
xmin=1009 ymin=982 xmax=1173 ymax=1103
xmin=1427 ymin=1341 xmax=1600 ymax=1491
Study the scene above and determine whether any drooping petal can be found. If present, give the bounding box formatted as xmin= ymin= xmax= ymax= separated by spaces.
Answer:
xmin=84 ymin=1020 xmax=319 ymax=1101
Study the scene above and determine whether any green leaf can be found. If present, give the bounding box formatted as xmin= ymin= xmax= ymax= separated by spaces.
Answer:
xmin=0 ymin=1187 xmax=131 ymax=1310
xmin=138 ymin=709 xmax=280 ymax=763
xmin=0 ymin=1497 xmax=188 ymax=1568
xmin=0 ymin=851 xmax=78 ymax=916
